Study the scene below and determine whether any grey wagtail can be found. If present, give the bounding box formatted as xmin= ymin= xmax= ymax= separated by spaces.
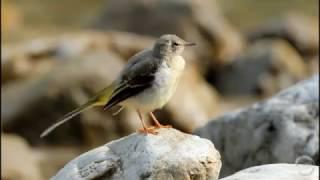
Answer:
xmin=40 ymin=34 xmax=195 ymax=137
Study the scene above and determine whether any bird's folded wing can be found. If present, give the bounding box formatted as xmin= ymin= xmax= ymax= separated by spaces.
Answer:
xmin=103 ymin=74 xmax=155 ymax=110
xmin=103 ymin=53 xmax=161 ymax=110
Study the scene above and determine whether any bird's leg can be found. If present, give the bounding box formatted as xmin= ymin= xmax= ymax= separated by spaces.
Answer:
xmin=149 ymin=112 xmax=172 ymax=129
xmin=137 ymin=110 xmax=158 ymax=135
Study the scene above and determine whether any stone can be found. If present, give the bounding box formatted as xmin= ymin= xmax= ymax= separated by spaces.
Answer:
xmin=105 ymin=31 xmax=154 ymax=60
xmin=93 ymin=0 xmax=245 ymax=68
xmin=1 ymin=133 xmax=43 ymax=180
xmin=195 ymin=75 xmax=319 ymax=177
xmin=1 ymin=2 xmax=22 ymax=34
xmin=220 ymin=164 xmax=319 ymax=180
xmin=2 ymin=49 xmax=126 ymax=145
xmin=34 ymin=146 xmax=83 ymax=179
xmin=307 ymin=55 xmax=319 ymax=76
xmin=1 ymin=32 xmax=112 ymax=84
xmin=248 ymin=13 xmax=319 ymax=58
xmin=52 ymin=128 xmax=221 ymax=180
xmin=211 ymin=39 xmax=308 ymax=96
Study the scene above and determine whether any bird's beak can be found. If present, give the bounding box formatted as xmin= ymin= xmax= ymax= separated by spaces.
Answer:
xmin=183 ymin=42 xmax=196 ymax=46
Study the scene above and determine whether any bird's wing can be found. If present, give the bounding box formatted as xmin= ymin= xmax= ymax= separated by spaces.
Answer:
xmin=103 ymin=50 xmax=162 ymax=110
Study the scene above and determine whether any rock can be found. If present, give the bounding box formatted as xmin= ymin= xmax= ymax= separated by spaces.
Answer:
xmin=105 ymin=31 xmax=154 ymax=60
xmin=93 ymin=0 xmax=245 ymax=68
xmin=2 ymin=32 xmax=112 ymax=84
xmin=34 ymin=146 xmax=83 ymax=179
xmin=195 ymin=75 xmax=319 ymax=177
xmin=220 ymin=164 xmax=319 ymax=180
xmin=308 ymin=55 xmax=319 ymax=76
xmin=2 ymin=49 xmax=126 ymax=145
xmin=210 ymin=39 xmax=308 ymax=96
xmin=1 ymin=2 xmax=22 ymax=34
xmin=52 ymin=128 xmax=221 ymax=180
xmin=273 ymin=74 xmax=319 ymax=104
xmin=1 ymin=133 xmax=43 ymax=180
xmin=248 ymin=13 xmax=319 ymax=58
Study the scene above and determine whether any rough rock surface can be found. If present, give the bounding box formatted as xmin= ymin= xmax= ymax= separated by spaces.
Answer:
xmin=1 ymin=133 xmax=43 ymax=180
xmin=195 ymin=75 xmax=319 ymax=177
xmin=52 ymin=128 xmax=221 ymax=180
xmin=2 ymin=47 xmax=126 ymax=145
xmin=248 ymin=13 xmax=319 ymax=58
xmin=211 ymin=39 xmax=307 ymax=96
xmin=93 ymin=0 xmax=245 ymax=67
xmin=220 ymin=163 xmax=319 ymax=180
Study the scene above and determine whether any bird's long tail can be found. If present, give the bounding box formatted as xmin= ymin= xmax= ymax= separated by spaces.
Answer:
xmin=40 ymin=83 xmax=115 ymax=138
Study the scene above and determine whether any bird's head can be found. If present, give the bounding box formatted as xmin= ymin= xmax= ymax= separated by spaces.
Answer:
xmin=153 ymin=34 xmax=195 ymax=57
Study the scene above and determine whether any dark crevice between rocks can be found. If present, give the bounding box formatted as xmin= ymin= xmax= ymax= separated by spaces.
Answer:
xmin=93 ymin=165 xmax=118 ymax=180
xmin=140 ymin=171 xmax=152 ymax=180
xmin=3 ymin=93 xmax=86 ymax=146
xmin=27 ymin=47 xmax=59 ymax=61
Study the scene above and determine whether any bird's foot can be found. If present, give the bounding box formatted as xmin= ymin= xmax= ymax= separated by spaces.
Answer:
xmin=138 ymin=126 xmax=158 ymax=135
xmin=154 ymin=124 xmax=172 ymax=129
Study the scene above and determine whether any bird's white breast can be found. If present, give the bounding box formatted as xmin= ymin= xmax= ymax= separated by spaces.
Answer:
xmin=124 ymin=56 xmax=185 ymax=112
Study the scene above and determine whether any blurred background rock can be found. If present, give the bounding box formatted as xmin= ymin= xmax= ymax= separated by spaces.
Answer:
xmin=1 ymin=0 xmax=318 ymax=179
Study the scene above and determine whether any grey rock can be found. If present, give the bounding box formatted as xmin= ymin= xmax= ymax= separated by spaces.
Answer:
xmin=195 ymin=75 xmax=319 ymax=177
xmin=248 ymin=13 xmax=319 ymax=57
xmin=2 ymin=32 xmax=110 ymax=84
xmin=2 ymin=49 xmax=126 ymax=145
xmin=1 ymin=133 xmax=43 ymax=180
xmin=93 ymin=0 xmax=245 ymax=68
xmin=274 ymin=74 xmax=319 ymax=104
xmin=211 ymin=39 xmax=308 ymax=96
xmin=307 ymin=55 xmax=319 ymax=76
xmin=220 ymin=163 xmax=319 ymax=180
xmin=52 ymin=128 xmax=221 ymax=180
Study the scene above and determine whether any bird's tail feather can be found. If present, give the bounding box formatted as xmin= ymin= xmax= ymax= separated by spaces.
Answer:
xmin=40 ymin=83 xmax=115 ymax=138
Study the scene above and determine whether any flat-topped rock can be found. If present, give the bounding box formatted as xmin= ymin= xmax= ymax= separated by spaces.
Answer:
xmin=220 ymin=163 xmax=319 ymax=180
xmin=53 ymin=128 xmax=221 ymax=180
xmin=195 ymin=75 xmax=319 ymax=177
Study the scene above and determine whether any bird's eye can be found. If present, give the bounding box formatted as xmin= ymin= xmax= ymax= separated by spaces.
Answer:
xmin=173 ymin=42 xmax=179 ymax=46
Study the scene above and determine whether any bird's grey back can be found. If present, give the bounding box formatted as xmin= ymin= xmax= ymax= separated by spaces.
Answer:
xmin=118 ymin=48 xmax=163 ymax=83
xmin=104 ymin=48 xmax=164 ymax=109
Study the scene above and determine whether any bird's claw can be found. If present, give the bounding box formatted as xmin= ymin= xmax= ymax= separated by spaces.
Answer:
xmin=154 ymin=124 xmax=172 ymax=129
xmin=138 ymin=126 xmax=158 ymax=135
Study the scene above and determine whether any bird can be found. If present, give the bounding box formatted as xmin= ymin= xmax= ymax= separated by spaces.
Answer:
xmin=40 ymin=34 xmax=195 ymax=138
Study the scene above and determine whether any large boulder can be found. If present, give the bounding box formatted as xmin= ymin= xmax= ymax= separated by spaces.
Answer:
xmin=248 ymin=13 xmax=319 ymax=58
xmin=308 ymin=55 xmax=319 ymax=76
xmin=1 ymin=133 xmax=43 ymax=180
xmin=195 ymin=75 xmax=319 ymax=177
xmin=210 ymin=39 xmax=308 ymax=96
xmin=2 ymin=32 xmax=109 ymax=84
xmin=93 ymin=0 xmax=246 ymax=68
xmin=220 ymin=164 xmax=319 ymax=180
xmin=52 ymin=128 xmax=221 ymax=180
xmin=1 ymin=2 xmax=22 ymax=34
xmin=2 ymin=47 xmax=126 ymax=146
